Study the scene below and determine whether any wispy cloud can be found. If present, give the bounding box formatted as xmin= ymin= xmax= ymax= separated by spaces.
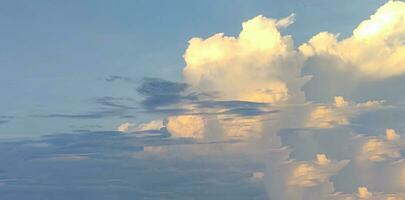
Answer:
xmin=104 ymin=75 xmax=133 ymax=82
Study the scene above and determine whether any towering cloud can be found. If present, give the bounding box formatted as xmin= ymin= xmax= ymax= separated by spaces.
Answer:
xmin=300 ymin=0 xmax=405 ymax=79
xmin=130 ymin=1 xmax=405 ymax=199
xmin=183 ymin=14 xmax=309 ymax=104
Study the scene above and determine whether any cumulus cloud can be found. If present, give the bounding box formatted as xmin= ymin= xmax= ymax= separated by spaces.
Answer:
xmin=286 ymin=154 xmax=349 ymax=187
xmin=330 ymin=186 xmax=405 ymax=200
xmin=117 ymin=122 xmax=135 ymax=132
xmin=128 ymin=2 xmax=404 ymax=199
xmin=357 ymin=129 xmax=404 ymax=162
xmin=386 ymin=129 xmax=400 ymax=141
xmin=117 ymin=120 xmax=165 ymax=133
xmin=183 ymin=14 xmax=309 ymax=104
xmin=135 ymin=120 xmax=165 ymax=131
xmin=166 ymin=115 xmax=206 ymax=139
xmin=300 ymin=1 xmax=405 ymax=79
xmin=306 ymin=96 xmax=384 ymax=129
xmin=266 ymin=152 xmax=349 ymax=200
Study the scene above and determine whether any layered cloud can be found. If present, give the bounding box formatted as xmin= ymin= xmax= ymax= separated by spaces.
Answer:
xmin=36 ymin=1 xmax=405 ymax=199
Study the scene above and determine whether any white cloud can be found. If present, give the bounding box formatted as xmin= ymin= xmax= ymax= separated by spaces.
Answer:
xmin=166 ymin=115 xmax=206 ymax=139
xmin=117 ymin=120 xmax=165 ymax=133
xmin=129 ymin=2 xmax=405 ymax=199
xmin=286 ymin=154 xmax=349 ymax=187
xmin=357 ymin=129 xmax=403 ymax=162
xmin=300 ymin=1 xmax=405 ymax=79
xmin=330 ymin=186 xmax=405 ymax=200
xmin=117 ymin=122 xmax=135 ymax=132
xmin=306 ymin=96 xmax=383 ymax=129
xmin=386 ymin=129 xmax=400 ymax=141
xmin=135 ymin=120 xmax=165 ymax=131
xmin=183 ymin=14 xmax=309 ymax=104
xmin=276 ymin=13 xmax=296 ymax=29
xmin=315 ymin=154 xmax=332 ymax=165
xmin=266 ymin=152 xmax=349 ymax=200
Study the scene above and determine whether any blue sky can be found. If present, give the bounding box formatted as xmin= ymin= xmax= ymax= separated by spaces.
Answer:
xmin=1 ymin=1 xmax=405 ymax=199
xmin=0 ymin=0 xmax=387 ymax=138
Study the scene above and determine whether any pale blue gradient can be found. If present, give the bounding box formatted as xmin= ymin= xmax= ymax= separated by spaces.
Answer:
xmin=0 ymin=0 xmax=387 ymax=138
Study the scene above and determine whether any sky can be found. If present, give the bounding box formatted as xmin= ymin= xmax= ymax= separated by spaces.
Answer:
xmin=1 ymin=0 xmax=405 ymax=199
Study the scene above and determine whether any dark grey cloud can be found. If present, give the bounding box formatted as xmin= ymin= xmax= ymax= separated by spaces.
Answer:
xmin=196 ymin=100 xmax=268 ymax=109
xmin=94 ymin=96 xmax=138 ymax=110
xmin=218 ymin=107 xmax=278 ymax=116
xmin=136 ymin=78 xmax=277 ymax=117
xmin=0 ymin=131 xmax=265 ymax=200
xmin=137 ymin=77 xmax=197 ymax=108
xmin=195 ymin=100 xmax=277 ymax=116
xmin=43 ymin=109 xmax=125 ymax=119
xmin=105 ymin=75 xmax=133 ymax=82
xmin=0 ymin=116 xmax=13 ymax=125
xmin=119 ymin=115 xmax=137 ymax=119
xmin=39 ymin=97 xmax=138 ymax=120
xmin=137 ymin=77 xmax=188 ymax=96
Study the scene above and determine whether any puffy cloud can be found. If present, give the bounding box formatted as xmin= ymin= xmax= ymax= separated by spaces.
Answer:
xmin=300 ymin=1 xmax=405 ymax=79
xmin=167 ymin=115 xmax=206 ymax=139
xmin=306 ymin=105 xmax=350 ymax=129
xmin=306 ymin=96 xmax=383 ymax=129
xmin=357 ymin=129 xmax=403 ymax=162
xmin=287 ymin=154 xmax=349 ymax=187
xmin=386 ymin=129 xmax=400 ymax=141
xmin=316 ymin=154 xmax=332 ymax=165
xmin=129 ymin=2 xmax=404 ymax=199
xmin=357 ymin=186 xmax=373 ymax=199
xmin=330 ymin=186 xmax=405 ymax=200
xmin=359 ymin=138 xmax=400 ymax=162
xmin=117 ymin=122 xmax=135 ymax=132
xmin=117 ymin=120 xmax=165 ymax=133
xmin=266 ymin=152 xmax=349 ymax=199
xmin=334 ymin=96 xmax=349 ymax=108
xmin=183 ymin=14 xmax=309 ymax=104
